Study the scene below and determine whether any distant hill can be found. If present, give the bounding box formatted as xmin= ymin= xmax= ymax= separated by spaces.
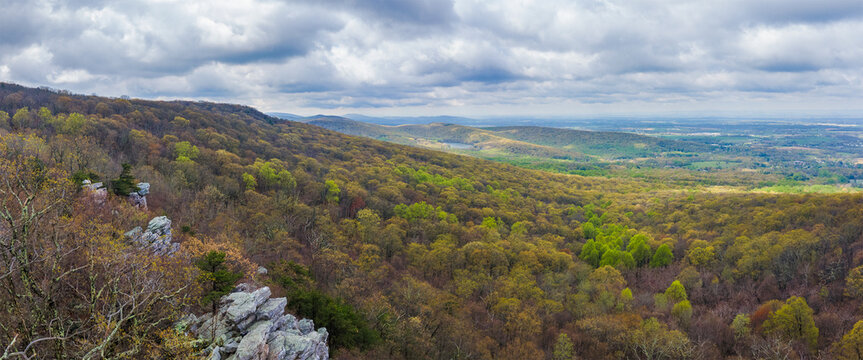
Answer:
xmin=268 ymin=112 xmax=306 ymax=121
xmin=307 ymin=116 xmax=591 ymax=161
xmin=343 ymin=114 xmax=478 ymax=126
xmin=306 ymin=116 xmax=707 ymax=161
xmin=486 ymin=126 xmax=709 ymax=158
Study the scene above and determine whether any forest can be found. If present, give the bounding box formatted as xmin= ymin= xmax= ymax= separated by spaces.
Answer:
xmin=1 ymin=82 xmax=862 ymax=359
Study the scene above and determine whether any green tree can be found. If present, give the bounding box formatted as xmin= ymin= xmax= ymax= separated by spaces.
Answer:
xmin=242 ymin=172 xmax=257 ymax=190
xmin=846 ymin=265 xmax=863 ymax=299
xmin=11 ymin=107 xmax=30 ymax=129
xmin=763 ymin=296 xmax=819 ymax=350
xmin=671 ymin=300 xmax=693 ymax=327
xmin=271 ymin=261 xmax=379 ymax=350
xmin=60 ymin=113 xmax=87 ymax=135
xmin=627 ymin=318 xmax=693 ymax=359
xmin=174 ymin=141 xmax=199 ymax=161
xmin=110 ymin=163 xmax=138 ymax=196
xmin=171 ymin=116 xmax=190 ymax=127
xmin=195 ymin=251 xmax=242 ymax=313
xmin=195 ymin=251 xmax=242 ymax=340
xmin=651 ymin=244 xmax=673 ymax=268
xmin=834 ymin=320 xmax=863 ymax=360
xmin=324 ymin=180 xmax=341 ymax=203
xmin=582 ymin=222 xmax=597 ymax=240
xmin=0 ymin=110 xmax=9 ymax=130
xmin=600 ymin=248 xmax=635 ymax=269
xmin=686 ymin=240 xmax=715 ymax=267
xmin=664 ymin=280 xmax=688 ymax=303
xmin=277 ymin=169 xmax=296 ymax=191
xmin=579 ymin=240 xmax=602 ymax=267
xmin=553 ymin=333 xmax=574 ymax=360
xmin=731 ymin=313 xmax=751 ymax=340
xmin=627 ymin=234 xmax=652 ymax=266
xmin=619 ymin=287 xmax=634 ymax=311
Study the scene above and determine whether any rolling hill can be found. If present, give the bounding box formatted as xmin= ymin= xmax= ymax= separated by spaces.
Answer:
xmin=305 ymin=116 xmax=707 ymax=162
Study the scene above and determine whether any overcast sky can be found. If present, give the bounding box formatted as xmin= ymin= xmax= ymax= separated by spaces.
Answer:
xmin=1 ymin=0 xmax=863 ymax=117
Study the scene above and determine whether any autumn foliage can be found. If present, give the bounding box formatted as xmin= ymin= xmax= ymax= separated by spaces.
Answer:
xmin=1 ymin=83 xmax=863 ymax=358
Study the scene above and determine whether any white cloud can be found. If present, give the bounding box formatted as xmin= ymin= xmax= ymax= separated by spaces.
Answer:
xmin=0 ymin=0 xmax=862 ymax=116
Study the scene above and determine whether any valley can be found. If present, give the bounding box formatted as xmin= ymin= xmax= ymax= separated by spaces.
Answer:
xmin=292 ymin=115 xmax=863 ymax=192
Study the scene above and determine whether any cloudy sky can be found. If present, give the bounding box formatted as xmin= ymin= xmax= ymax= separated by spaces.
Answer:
xmin=1 ymin=0 xmax=862 ymax=117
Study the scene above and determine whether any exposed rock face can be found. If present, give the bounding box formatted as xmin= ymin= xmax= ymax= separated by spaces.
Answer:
xmin=81 ymin=180 xmax=107 ymax=205
xmin=187 ymin=285 xmax=329 ymax=360
xmin=128 ymin=192 xmax=147 ymax=208
xmin=129 ymin=182 xmax=150 ymax=209
xmin=125 ymin=216 xmax=179 ymax=255
xmin=136 ymin=182 xmax=150 ymax=196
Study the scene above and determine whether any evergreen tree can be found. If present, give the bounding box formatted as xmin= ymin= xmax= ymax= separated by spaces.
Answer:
xmin=110 ymin=163 xmax=138 ymax=196
xmin=195 ymin=251 xmax=242 ymax=315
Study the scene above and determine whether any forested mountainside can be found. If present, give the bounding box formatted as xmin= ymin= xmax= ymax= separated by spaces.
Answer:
xmin=1 ymin=83 xmax=863 ymax=359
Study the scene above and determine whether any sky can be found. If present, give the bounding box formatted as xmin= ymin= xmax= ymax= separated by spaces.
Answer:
xmin=1 ymin=0 xmax=863 ymax=118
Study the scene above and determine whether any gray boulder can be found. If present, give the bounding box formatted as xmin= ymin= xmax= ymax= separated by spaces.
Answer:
xmin=268 ymin=331 xmax=328 ymax=360
xmin=208 ymin=347 xmax=222 ymax=360
xmin=124 ymin=226 xmax=142 ymax=239
xmin=222 ymin=292 xmax=257 ymax=325
xmin=147 ymin=216 xmax=171 ymax=235
xmin=198 ymin=314 xmax=232 ymax=341
xmin=297 ymin=319 xmax=314 ymax=335
xmin=257 ymin=298 xmax=287 ymax=321
xmin=188 ymin=284 xmax=329 ymax=360
xmin=129 ymin=192 xmax=148 ymax=209
xmin=126 ymin=216 xmax=178 ymax=255
xmin=235 ymin=320 xmax=273 ymax=360
xmin=136 ymin=182 xmax=150 ymax=196
xmin=251 ymin=287 xmax=272 ymax=308
xmin=81 ymin=180 xmax=107 ymax=205
xmin=223 ymin=336 xmax=242 ymax=353
xmin=221 ymin=287 xmax=271 ymax=327
xmin=236 ymin=315 xmax=258 ymax=333
xmin=274 ymin=314 xmax=297 ymax=333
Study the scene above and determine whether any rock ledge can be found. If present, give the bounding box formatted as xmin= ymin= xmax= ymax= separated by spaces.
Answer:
xmin=181 ymin=284 xmax=329 ymax=360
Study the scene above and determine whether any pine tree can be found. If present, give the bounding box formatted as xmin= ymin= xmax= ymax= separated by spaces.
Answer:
xmin=110 ymin=163 xmax=138 ymax=196
xmin=195 ymin=250 xmax=242 ymax=339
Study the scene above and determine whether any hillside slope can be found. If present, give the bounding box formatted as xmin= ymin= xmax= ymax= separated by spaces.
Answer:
xmin=2 ymin=83 xmax=863 ymax=359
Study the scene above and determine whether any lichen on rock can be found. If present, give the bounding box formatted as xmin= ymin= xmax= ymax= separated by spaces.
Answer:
xmin=125 ymin=216 xmax=179 ymax=255
xmin=186 ymin=284 xmax=329 ymax=360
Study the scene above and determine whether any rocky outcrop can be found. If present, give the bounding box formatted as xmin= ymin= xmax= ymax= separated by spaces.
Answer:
xmin=128 ymin=182 xmax=149 ymax=209
xmin=81 ymin=180 xmax=149 ymax=208
xmin=124 ymin=216 xmax=179 ymax=255
xmin=182 ymin=284 xmax=329 ymax=360
xmin=81 ymin=179 xmax=107 ymax=205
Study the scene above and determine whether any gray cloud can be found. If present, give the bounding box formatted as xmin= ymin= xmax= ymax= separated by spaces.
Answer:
xmin=1 ymin=0 xmax=862 ymax=116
